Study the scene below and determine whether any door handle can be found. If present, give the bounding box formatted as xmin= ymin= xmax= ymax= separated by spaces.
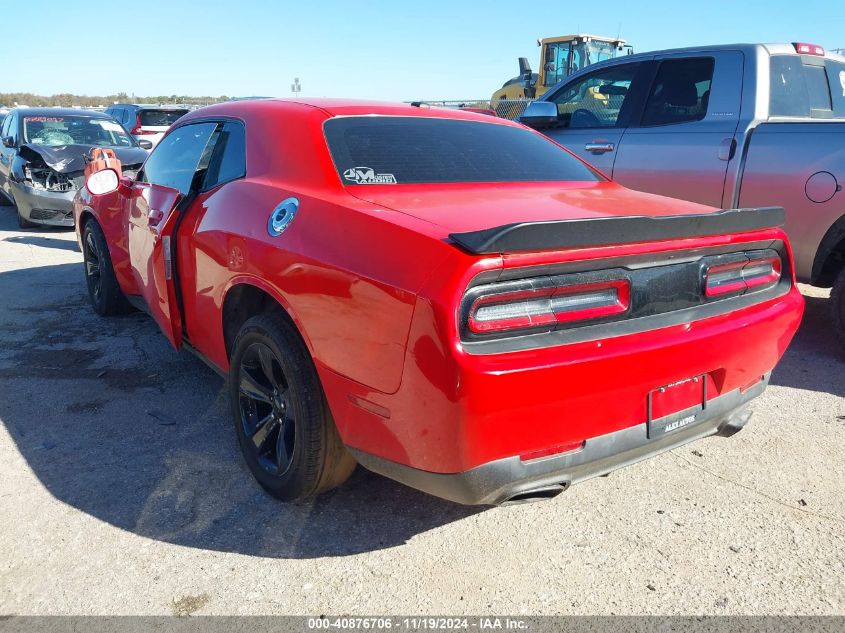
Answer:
xmin=585 ymin=142 xmax=615 ymax=154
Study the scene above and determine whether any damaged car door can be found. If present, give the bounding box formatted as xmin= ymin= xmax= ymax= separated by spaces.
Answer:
xmin=126 ymin=122 xmax=218 ymax=348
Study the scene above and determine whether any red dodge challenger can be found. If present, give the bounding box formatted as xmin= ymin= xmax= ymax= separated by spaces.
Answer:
xmin=74 ymin=99 xmax=804 ymax=505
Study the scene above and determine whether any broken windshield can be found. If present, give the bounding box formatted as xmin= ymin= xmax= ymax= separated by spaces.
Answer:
xmin=22 ymin=116 xmax=136 ymax=148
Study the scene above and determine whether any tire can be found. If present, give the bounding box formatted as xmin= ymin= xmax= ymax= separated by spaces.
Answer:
xmin=830 ymin=267 xmax=845 ymax=352
xmin=229 ymin=313 xmax=356 ymax=501
xmin=82 ymin=220 xmax=132 ymax=316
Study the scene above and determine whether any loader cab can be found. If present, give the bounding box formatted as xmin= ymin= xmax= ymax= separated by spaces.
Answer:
xmin=491 ymin=34 xmax=631 ymax=118
xmin=540 ymin=36 xmax=628 ymax=93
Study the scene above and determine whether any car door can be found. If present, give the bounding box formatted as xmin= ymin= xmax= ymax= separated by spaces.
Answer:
xmin=541 ymin=60 xmax=652 ymax=175
xmin=0 ymin=112 xmax=17 ymax=195
xmin=127 ymin=121 xmax=218 ymax=348
xmin=611 ymin=52 xmax=744 ymax=208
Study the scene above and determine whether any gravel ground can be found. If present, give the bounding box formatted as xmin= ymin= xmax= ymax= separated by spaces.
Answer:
xmin=0 ymin=205 xmax=843 ymax=616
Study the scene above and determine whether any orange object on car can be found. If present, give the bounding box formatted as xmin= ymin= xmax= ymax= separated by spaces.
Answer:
xmin=85 ymin=148 xmax=122 ymax=180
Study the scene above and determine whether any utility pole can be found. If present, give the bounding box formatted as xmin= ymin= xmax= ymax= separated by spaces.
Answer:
xmin=291 ymin=78 xmax=301 ymax=96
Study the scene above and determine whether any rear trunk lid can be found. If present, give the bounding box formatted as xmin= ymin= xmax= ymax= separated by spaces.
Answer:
xmin=346 ymin=181 xmax=717 ymax=237
xmin=347 ymin=181 xmax=784 ymax=254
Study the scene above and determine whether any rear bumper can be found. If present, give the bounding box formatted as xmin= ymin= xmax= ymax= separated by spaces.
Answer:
xmin=351 ymin=375 xmax=767 ymax=505
xmin=11 ymin=182 xmax=75 ymax=226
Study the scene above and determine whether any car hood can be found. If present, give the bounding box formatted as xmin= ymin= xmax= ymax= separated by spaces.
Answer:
xmin=18 ymin=144 xmax=149 ymax=174
xmin=346 ymin=181 xmax=718 ymax=235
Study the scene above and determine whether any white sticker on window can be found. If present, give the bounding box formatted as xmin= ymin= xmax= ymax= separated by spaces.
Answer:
xmin=93 ymin=120 xmax=124 ymax=132
xmin=342 ymin=166 xmax=397 ymax=185
xmin=839 ymin=71 xmax=845 ymax=96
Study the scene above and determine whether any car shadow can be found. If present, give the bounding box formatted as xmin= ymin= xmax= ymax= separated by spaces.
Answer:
xmin=0 ymin=262 xmax=482 ymax=560
xmin=3 ymin=235 xmax=79 ymax=252
xmin=2 ymin=262 xmax=839 ymax=559
xmin=769 ymin=293 xmax=845 ymax=398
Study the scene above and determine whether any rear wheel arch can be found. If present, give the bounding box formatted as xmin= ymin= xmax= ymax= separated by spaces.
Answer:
xmin=811 ymin=214 xmax=845 ymax=287
xmin=221 ymin=281 xmax=314 ymax=362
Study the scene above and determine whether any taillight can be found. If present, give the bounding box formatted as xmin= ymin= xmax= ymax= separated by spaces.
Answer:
xmin=793 ymin=42 xmax=825 ymax=56
xmin=130 ymin=114 xmax=156 ymax=135
xmin=467 ymin=278 xmax=630 ymax=334
xmin=705 ymin=256 xmax=782 ymax=297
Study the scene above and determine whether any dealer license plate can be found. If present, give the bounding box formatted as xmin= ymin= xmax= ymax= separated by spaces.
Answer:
xmin=647 ymin=375 xmax=706 ymax=439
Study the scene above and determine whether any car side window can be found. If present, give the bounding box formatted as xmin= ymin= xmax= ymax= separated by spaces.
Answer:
xmin=548 ymin=63 xmax=640 ymax=129
xmin=138 ymin=122 xmax=217 ymax=195
xmin=202 ymin=121 xmax=246 ymax=190
xmin=0 ymin=114 xmax=10 ymax=139
xmin=640 ymin=57 xmax=715 ymax=126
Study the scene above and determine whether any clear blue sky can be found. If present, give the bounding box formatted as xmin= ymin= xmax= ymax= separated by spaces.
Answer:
xmin=4 ymin=0 xmax=844 ymax=101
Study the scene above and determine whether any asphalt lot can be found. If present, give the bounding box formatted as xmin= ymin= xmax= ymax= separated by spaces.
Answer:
xmin=0 ymin=203 xmax=843 ymax=616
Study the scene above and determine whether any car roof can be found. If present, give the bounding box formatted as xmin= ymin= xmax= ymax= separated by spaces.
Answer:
xmin=568 ymin=42 xmax=844 ymax=71
xmin=179 ymin=97 xmax=521 ymax=126
xmin=12 ymin=107 xmax=110 ymax=118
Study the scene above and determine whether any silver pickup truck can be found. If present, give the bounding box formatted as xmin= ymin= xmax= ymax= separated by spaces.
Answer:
xmin=520 ymin=42 xmax=845 ymax=347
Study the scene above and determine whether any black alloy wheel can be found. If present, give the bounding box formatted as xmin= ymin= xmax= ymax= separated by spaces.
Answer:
xmin=229 ymin=313 xmax=356 ymax=501
xmin=237 ymin=341 xmax=297 ymax=476
xmin=84 ymin=228 xmax=103 ymax=304
xmin=81 ymin=220 xmax=132 ymax=316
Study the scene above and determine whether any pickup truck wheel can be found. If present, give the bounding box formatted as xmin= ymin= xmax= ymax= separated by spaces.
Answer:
xmin=831 ymin=268 xmax=845 ymax=352
xmin=229 ymin=314 xmax=356 ymax=501
xmin=82 ymin=221 xmax=132 ymax=316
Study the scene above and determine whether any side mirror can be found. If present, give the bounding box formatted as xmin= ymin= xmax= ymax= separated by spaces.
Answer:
xmin=518 ymin=101 xmax=559 ymax=129
xmin=86 ymin=169 xmax=120 ymax=195
xmin=84 ymin=147 xmax=125 ymax=196
xmin=137 ymin=139 xmax=153 ymax=150
xmin=2 ymin=136 xmax=15 ymax=148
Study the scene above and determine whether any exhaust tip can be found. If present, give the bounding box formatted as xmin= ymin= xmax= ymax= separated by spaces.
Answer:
xmin=501 ymin=482 xmax=569 ymax=505
xmin=716 ymin=406 xmax=754 ymax=437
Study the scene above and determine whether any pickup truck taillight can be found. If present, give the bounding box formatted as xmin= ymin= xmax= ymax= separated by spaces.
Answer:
xmin=793 ymin=42 xmax=825 ymax=56
xmin=467 ymin=278 xmax=630 ymax=334
xmin=705 ymin=256 xmax=782 ymax=298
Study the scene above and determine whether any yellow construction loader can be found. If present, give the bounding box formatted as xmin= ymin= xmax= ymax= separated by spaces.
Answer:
xmin=492 ymin=34 xmax=631 ymax=104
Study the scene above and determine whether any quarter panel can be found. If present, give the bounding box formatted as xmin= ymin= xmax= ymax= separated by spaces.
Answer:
xmin=737 ymin=122 xmax=845 ymax=281
xmin=185 ymin=178 xmax=448 ymax=394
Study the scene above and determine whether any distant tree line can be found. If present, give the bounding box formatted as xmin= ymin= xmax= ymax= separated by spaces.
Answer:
xmin=0 ymin=92 xmax=231 ymax=108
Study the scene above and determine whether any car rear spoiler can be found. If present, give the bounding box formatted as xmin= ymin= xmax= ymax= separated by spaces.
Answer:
xmin=448 ymin=207 xmax=786 ymax=255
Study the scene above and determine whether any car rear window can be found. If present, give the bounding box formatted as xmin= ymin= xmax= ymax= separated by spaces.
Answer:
xmin=324 ymin=116 xmax=602 ymax=185
xmin=770 ymin=55 xmax=834 ymax=117
xmin=139 ymin=109 xmax=189 ymax=126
